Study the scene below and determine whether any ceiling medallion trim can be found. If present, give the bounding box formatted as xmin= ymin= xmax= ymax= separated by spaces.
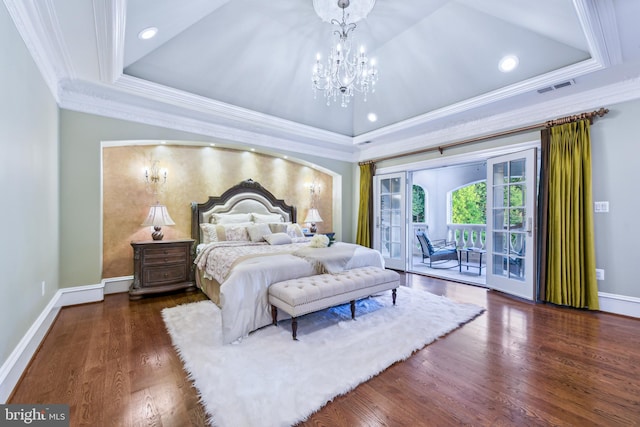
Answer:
xmin=313 ymin=0 xmax=376 ymax=23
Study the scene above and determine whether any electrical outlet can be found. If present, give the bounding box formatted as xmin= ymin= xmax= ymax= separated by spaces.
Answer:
xmin=594 ymin=201 xmax=609 ymax=213
xmin=595 ymin=269 xmax=605 ymax=281
xmin=41 ymin=281 xmax=45 ymax=296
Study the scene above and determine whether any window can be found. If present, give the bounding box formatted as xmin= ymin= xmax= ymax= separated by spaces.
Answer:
xmin=412 ymin=185 xmax=426 ymax=223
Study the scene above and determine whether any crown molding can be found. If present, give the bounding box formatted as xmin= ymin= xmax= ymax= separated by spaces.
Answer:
xmin=58 ymin=79 xmax=359 ymax=162
xmin=353 ymin=0 xmax=618 ymax=145
xmin=357 ymin=75 xmax=640 ymax=162
xmin=8 ymin=0 xmax=636 ymax=165
xmin=575 ymin=0 xmax=622 ymax=66
xmin=3 ymin=0 xmax=75 ymax=101
xmin=92 ymin=0 xmax=126 ymax=83
xmin=353 ymin=58 xmax=605 ymax=145
xmin=112 ymin=75 xmax=353 ymax=147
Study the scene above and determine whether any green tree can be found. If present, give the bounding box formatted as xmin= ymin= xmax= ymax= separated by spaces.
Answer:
xmin=412 ymin=185 xmax=425 ymax=222
xmin=451 ymin=181 xmax=486 ymax=224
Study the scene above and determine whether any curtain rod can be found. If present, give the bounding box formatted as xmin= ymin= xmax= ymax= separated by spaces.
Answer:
xmin=359 ymin=107 xmax=609 ymax=165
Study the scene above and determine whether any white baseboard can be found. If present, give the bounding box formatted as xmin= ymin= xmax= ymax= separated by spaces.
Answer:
xmin=0 ymin=283 xmax=104 ymax=403
xmin=598 ymin=292 xmax=640 ymax=319
xmin=103 ymin=275 xmax=132 ymax=294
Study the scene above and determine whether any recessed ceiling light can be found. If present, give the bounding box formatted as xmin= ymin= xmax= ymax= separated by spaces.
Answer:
xmin=138 ymin=27 xmax=158 ymax=40
xmin=367 ymin=113 xmax=377 ymax=122
xmin=499 ymin=55 xmax=519 ymax=73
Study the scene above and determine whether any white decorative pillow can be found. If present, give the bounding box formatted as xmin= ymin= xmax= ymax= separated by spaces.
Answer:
xmin=269 ymin=223 xmax=289 ymax=234
xmin=212 ymin=213 xmax=252 ymax=224
xmin=247 ymin=223 xmax=272 ymax=242
xmin=200 ymin=223 xmax=218 ymax=244
xmin=252 ymin=212 xmax=283 ymax=223
xmin=286 ymin=223 xmax=305 ymax=238
xmin=223 ymin=225 xmax=250 ymax=241
xmin=264 ymin=232 xmax=292 ymax=245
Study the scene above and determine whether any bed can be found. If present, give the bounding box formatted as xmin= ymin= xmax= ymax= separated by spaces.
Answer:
xmin=191 ymin=179 xmax=385 ymax=343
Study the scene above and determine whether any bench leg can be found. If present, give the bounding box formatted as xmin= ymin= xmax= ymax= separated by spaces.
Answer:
xmin=271 ymin=305 xmax=277 ymax=326
xmin=291 ymin=317 xmax=298 ymax=341
xmin=350 ymin=300 xmax=356 ymax=319
xmin=392 ymin=288 xmax=397 ymax=305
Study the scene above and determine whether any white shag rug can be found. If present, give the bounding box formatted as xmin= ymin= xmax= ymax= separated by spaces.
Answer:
xmin=162 ymin=286 xmax=484 ymax=427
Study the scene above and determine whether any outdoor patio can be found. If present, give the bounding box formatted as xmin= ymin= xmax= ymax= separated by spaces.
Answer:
xmin=410 ymin=254 xmax=487 ymax=287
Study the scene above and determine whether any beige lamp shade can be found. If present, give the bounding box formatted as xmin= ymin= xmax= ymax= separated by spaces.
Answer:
xmin=142 ymin=204 xmax=175 ymax=240
xmin=304 ymin=208 xmax=323 ymax=233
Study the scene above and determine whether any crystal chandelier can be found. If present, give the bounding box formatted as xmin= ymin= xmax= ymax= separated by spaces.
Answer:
xmin=312 ymin=0 xmax=378 ymax=107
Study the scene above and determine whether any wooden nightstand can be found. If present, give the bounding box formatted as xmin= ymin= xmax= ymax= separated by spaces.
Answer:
xmin=129 ymin=239 xmax=196 ymax=300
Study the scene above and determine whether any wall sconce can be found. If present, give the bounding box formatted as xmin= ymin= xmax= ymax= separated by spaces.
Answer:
xmin=306 ymin=180 xmax=321 ymax=208
xmin=304 ymin=180 xmax=323 ymax=233
xmin=141 ymin=203 xmax=175 ymax=240
xmin=145 ymin=160 xmax=167 ymax=194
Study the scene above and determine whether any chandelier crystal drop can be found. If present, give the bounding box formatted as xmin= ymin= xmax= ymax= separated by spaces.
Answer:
xmin=312 ymin=0 xmax=378 ymax=107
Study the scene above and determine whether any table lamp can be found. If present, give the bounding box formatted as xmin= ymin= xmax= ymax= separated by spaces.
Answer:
xmin=142 ymin=203 xmax=175 ymax=240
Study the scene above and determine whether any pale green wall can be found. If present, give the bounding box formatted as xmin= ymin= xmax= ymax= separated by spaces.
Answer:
xmin=0 ymin=4 xmax=59 ymax=363
xmin=59 ymin=110 xmax=355 ymax=287
xmin=590 ymin=99 xmax=640 ymax=298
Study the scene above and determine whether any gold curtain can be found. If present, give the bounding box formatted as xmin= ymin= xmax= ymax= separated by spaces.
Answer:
xmin=545 ymin=120 xmax=599 ymax=309
xmin=356 ymin=163 xmax=375 ymax=247
xmin=536 ymin=129 xmax=551 ymax=301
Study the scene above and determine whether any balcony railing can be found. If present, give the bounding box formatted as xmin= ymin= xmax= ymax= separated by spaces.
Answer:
xmin=411 ymin=223 xmax=486 ymax=255
xmin=447 ymin=224 xmax=486 ymax=249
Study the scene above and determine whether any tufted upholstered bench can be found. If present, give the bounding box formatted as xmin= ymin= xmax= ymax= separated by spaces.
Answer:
xmin=268 ymin=266 xmax=400 ymax=340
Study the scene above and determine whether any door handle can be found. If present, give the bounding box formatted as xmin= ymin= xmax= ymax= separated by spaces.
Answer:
xmin=526 ymin=217 xmax=533 ymax=236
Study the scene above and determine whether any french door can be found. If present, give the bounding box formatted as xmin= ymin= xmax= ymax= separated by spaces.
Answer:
xmin=373 ymin=173 xmax=406 ymax=270
xmin=486 ymin=149 xmax=537 ymax=300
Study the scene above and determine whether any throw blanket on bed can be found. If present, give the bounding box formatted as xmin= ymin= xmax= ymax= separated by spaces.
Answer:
xmin=195 ymin=241 xmax=315 ymax=284
xmin=292 ymin=242 xmax=359 ymax=274
xmin=194 ymin=241 xmax=269 ymax=283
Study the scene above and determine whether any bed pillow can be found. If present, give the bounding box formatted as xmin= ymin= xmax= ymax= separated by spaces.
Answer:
xmin=220 ymin=224 xmax=251 ymax=241
xmin=212 ymin=213 xmax=252 ymax=224
xmin=264 ymin=232 xmax=292 ymax=245
xmin=252 ymin=212 xmax=283 ymax=223
xmin=286 ymin=223 xmax=305 ymax=238
xmin=247 ymin=223 xmax=272 ymax=242
xmin=269 ymin=223 xmax=289 ymax=234
xmin=200 ymin=223 xmax=219 ymax=244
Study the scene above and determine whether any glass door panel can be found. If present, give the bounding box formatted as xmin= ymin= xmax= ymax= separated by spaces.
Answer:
xmin=374 ymin=173 xmax=406 ymax=270
xmin=486 ymin=149 xmax=537 ymax=300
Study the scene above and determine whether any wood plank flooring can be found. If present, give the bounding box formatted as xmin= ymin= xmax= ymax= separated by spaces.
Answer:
xmin=9 ymin=274 xmax=640 ymax=426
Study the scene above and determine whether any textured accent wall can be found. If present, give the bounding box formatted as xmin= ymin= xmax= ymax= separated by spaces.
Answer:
xmin=102 ymin=144 xmax=333 ymax=278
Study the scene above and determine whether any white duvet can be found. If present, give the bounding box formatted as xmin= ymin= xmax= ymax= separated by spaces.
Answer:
xmin=197 ymin=241 xmax=385 ymax=344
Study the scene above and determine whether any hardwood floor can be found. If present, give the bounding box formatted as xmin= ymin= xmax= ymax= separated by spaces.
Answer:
xmin=9 ymin=275 xmax=640 ymax=426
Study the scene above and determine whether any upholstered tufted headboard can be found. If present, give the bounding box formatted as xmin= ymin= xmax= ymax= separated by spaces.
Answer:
xmin=191 ymin=179 xmax=297 ymax=245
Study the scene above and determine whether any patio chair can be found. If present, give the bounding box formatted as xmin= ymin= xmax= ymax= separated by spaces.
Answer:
xmin=416 ymin=231 xmax=459 ymax=268
xmin=505 ymin=243 xmax=525 ymax=278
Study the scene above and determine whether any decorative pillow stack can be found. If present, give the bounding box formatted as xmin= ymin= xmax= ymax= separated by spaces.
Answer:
xmin=201 ymin=211 xmax=306 ymax=244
